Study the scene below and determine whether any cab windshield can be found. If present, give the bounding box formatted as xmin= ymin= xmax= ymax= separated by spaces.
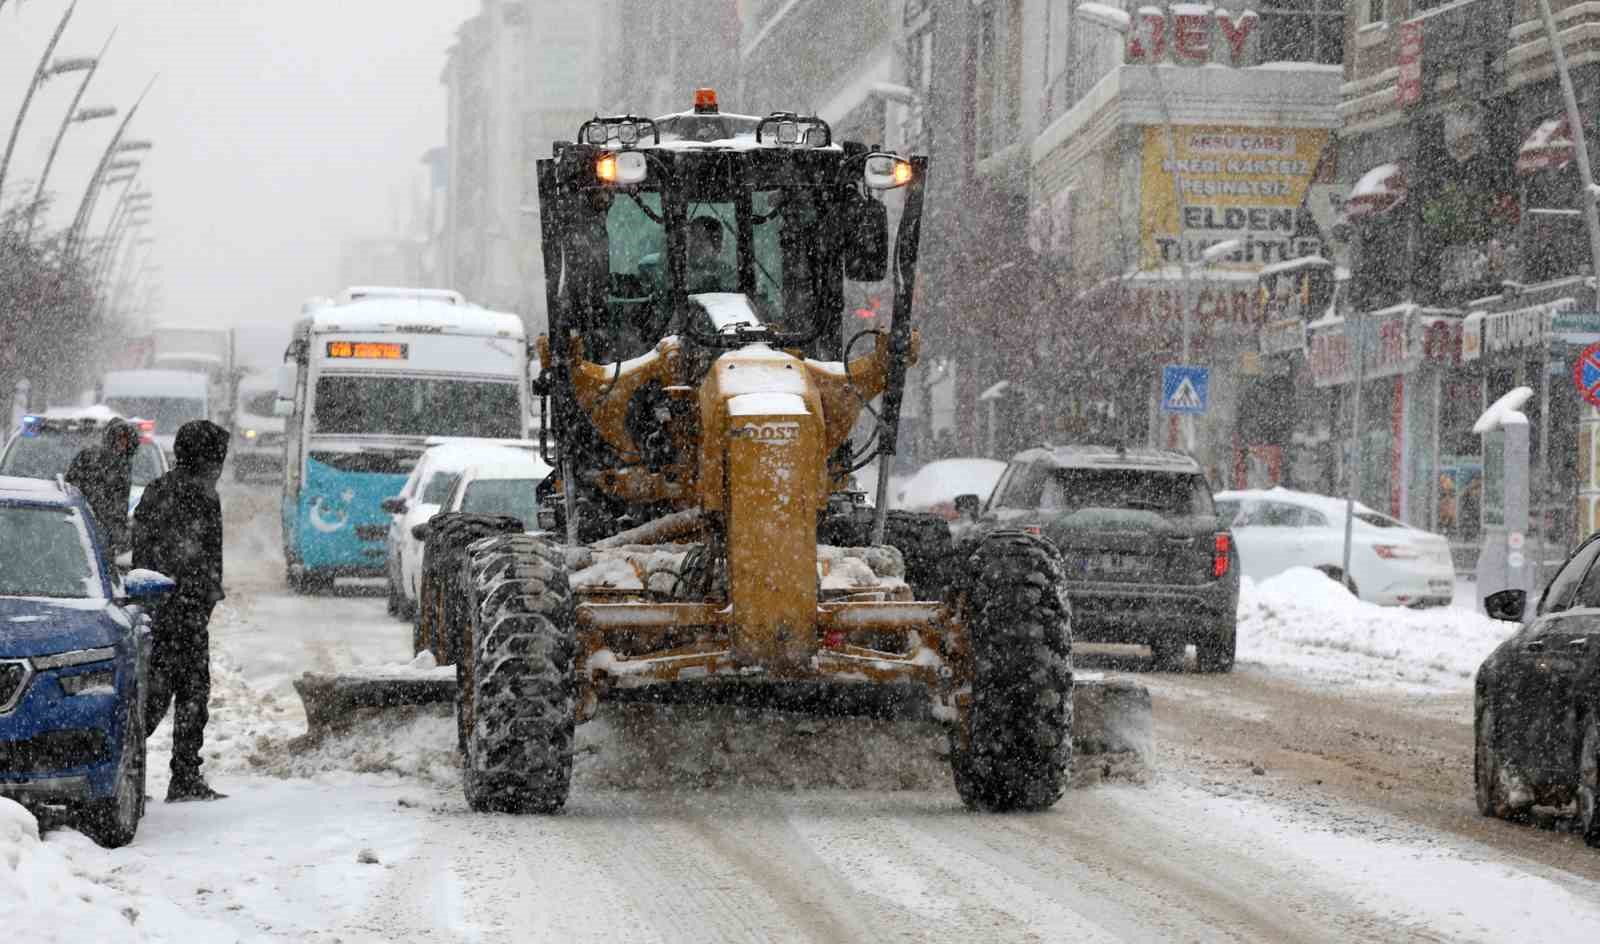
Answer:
xmin=586 ymin=181 xmax=830 ymax=362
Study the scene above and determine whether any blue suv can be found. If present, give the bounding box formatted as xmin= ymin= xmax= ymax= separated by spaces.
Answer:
xmin=0 ymin=475 xmax=173 ymax=847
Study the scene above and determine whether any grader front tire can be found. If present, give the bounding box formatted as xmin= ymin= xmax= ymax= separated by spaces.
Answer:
xmin=951 ymin=532 xmax=1074 ymax=813
xmin=460 ymin=533 xmax=577 ymax=814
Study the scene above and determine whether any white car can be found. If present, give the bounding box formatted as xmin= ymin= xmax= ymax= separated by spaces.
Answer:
xmin=382 ymin=441 xmax=544 ymax=619
xmin=1215 ymin=487 xmax=1455 ymax=606
xmin=894 ymin=457 xmax=1007 ymax=520
xmin=438 ymin=454 xmax=554 ymax=527
xmin=230 ymin=373 xmax=286 ymax=481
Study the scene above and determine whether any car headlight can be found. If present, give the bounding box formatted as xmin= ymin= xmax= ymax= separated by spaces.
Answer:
xmin=59 ymin=668 xmax=116 ymax=696
xmin=243 ymin=428 xmax=258 ymax=440
xmin=31 ymin=648 xmax=116 ymax=696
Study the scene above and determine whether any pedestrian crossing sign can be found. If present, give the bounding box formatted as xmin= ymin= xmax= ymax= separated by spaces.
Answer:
xmin=1161 ymin=365 xmax=1209 ymax=415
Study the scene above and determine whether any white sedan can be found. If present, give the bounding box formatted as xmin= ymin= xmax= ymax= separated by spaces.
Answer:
xmin=1215 ymin=487 xmax=1455 ymax=606
xmin=437 ymin=455 xmax=554 ymax=526
xmin=893 ymin=457 xmax=1007 ymax=520
xmin=382 ymin=441 xmax=545 ymax=619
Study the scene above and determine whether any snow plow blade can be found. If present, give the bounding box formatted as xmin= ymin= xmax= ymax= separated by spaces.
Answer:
xmin=294 ymin=670 xmax=456 ymax=741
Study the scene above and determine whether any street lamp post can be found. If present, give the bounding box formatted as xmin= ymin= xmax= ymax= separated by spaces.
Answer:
xmin=27 ymin=29 xmax=115 ymax=236
xmin=1077 ymin=3 xmax=1221 ymax=452
xmin=0 ymin=2 xmax=83 ymax=205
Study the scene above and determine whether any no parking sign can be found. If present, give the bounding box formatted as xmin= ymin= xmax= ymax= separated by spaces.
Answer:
xmin=1576 ymin=341 xmax=1600 ymax=406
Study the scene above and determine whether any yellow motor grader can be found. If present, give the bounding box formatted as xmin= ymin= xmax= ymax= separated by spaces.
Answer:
xmin=367 ymin=92 xmax=1072 ymax=813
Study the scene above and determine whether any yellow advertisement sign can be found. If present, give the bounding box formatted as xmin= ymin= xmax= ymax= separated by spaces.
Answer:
xmin=1139 ymin=125 xmax=1329 ymax=271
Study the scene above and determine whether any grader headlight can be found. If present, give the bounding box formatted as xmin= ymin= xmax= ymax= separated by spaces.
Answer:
xmin=596 ymin=150 xmax=648 ymax=186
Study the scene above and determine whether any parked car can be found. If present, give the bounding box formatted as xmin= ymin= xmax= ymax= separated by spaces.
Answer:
xmin=0 ymin=476 xmax=174 ymax=847
xmin=230 ymin=373 xmax=286 ymax=482
xmin=894 ymin=457 xmax=1006 ymax=519
xmin=1474 ymin=536 xmax=1600 ymax=846
xmin=968 ymin=444 xmax=1237 ymax=672
xmin=1215 ymin=487 xmax=1454 ymax=606
xmin=437 ymin=454 xmax=554 ymax=526
xmin=381 ymin=441 xmax=543 ymax=620
xmin=0 ymin=408 xmax=168 ymax=519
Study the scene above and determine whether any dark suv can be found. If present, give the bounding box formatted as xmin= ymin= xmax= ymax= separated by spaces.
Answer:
xmin=966 ymin=445 xmax=1238 ymax=672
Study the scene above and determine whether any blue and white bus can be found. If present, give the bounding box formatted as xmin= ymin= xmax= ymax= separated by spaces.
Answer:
xmin=275 ymin=288 xmax=532 ymax=591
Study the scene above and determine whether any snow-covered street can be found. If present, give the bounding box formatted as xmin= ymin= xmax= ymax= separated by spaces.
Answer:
xmin=7 ymin=481 xmax=1600 ymax=943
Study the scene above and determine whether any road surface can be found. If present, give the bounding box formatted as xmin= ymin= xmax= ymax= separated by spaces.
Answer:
xmin=53 ymin=481 xmax=1600 ymax=943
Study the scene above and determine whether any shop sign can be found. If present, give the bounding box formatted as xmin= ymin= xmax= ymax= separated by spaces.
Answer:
xmin=1307 ymin=309 xmax=1414 ymax=387
xmin=1125 ymin=7 xmax=1261 ymax=67
xmin=1122 ymin=285 xmax=1262 ymax=336
xmin=1423 ymin=318 xmax=1464 ymax=364
xmin=1551 ymin=310 xmax=1600 ymax=345
xmin=1462 ymin=310 xmax=1484 ymax=361
xmin=1140 ymin=125 xmax=1329 ymax=271
xmin=1259 ymin=318 xmax=1306 ymax=358
xmin=1397 ymin=22 xmax=1423 ymax=107
xmin=1477 ymin=298 xmax=1578 ymax=358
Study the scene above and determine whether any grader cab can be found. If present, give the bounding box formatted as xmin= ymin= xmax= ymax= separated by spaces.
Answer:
xmin=399 ymin=92 xmax=1075 ymax=813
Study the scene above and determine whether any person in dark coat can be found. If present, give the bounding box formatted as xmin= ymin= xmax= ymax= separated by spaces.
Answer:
xmin=64 ymin=419 xmax=140 ymax=556
xmin=133 ymin=419 xmax=230 ymax=802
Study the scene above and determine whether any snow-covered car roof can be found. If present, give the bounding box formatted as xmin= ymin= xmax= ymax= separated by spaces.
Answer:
xmin=460 ymin=455 xmax=553 ymax=483
xmin=0 ymin=475 xmax=70 ymax=502
xmin=38 ymin=405 xmax=123 ymax=424
xmin=100 ymin=370 xmax=210 ymax=398
xmin=1013 ymin=444 xmax=1202 ymax=473
xmin=1215 ymin=486 xmax=1389 ymax=522
xmin=417 ymin=442 xmax=540 ymax=476
xmin=895 ymin=458 xmax=1007 ymax=510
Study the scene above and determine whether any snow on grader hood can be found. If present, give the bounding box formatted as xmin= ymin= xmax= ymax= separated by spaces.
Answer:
xmin=295 ymin=93 xmax=1147 ymax=813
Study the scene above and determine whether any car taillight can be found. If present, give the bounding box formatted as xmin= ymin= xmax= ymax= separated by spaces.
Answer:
xmin=1213 ymin=532 xmax=1231 ymax=578
xmin=1372 ymin=544 xmax=1418 ymax=560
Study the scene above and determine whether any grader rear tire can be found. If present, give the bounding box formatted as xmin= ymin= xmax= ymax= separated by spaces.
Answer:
xmin=951 ymin=532 xmax=1074 ymax=813
xmin=459 ymin=533 xmax=576 ymax=814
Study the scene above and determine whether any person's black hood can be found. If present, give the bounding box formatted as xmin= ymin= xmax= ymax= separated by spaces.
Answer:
xmin=174 ymin=419 xmax=230 ymax=470
xmin=102 ymin=419 xmax=139 ymax=459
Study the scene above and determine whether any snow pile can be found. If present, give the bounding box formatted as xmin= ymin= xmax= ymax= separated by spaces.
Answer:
xmin=0 ymin=798 xmax=223 ymax=942
xmin=250 ymin=706 xmax=462 ymax=784
xmin=327 ymin=649 xmax=455 ymax=681
xmin=145 ymin=650 xmax=302 ymax=779
xmin=1237 ymin=567 xmax=1517 ymax=691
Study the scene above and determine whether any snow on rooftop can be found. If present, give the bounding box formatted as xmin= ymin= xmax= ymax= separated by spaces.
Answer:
xmin=1257 ymin=254 xmax=1332 ymax=278
xmin=1473 ymin=385 xmax=1533 ymax=434
xmin=306 ymin=298 xmax=523 ymax=339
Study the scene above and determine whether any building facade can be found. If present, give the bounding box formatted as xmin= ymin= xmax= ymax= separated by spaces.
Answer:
xmin=1336 ymin=0 xmax=1600 ymax=566
xmin=1029 ymin=1 xmax=1343 ymax=486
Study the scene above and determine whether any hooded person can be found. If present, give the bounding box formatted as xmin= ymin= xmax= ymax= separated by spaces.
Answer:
xmin=64 ymin=419 xmax=141 ymax=556
xmin=133 ymin=419 xmax=230 ymax=802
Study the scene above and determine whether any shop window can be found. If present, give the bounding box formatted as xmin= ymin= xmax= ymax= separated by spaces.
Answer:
xmin=1258 ymin=0 xmax=1344 ymax=65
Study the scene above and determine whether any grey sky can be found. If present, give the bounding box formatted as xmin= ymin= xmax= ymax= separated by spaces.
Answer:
xmin=2 ymin=0 xmax=477 ymax=360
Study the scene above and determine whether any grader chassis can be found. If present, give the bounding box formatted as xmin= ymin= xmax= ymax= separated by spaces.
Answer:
xmin=311 ymin=94 xmax=1082 ymax=813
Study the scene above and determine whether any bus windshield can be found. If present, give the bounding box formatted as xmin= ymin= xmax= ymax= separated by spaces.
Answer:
xmin=312 ymin=375 xmax=521 ymax=439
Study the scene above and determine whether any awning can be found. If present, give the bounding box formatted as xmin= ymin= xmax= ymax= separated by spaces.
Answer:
xmin=1343 ymin=164 xmax=1405 ymax=221
xmin=1516 ymin=116 xmax=1575 ymax=175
